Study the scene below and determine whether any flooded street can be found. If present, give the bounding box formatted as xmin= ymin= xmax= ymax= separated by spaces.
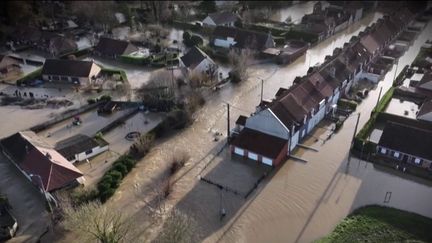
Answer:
xmin=215 ymin=14 xmax=432 ymax=243
xmin=70 ymin=9 xmax=432 ymax=243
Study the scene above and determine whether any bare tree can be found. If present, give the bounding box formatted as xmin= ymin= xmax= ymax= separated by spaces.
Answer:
xmin=136 ymin=70 xmax=176 ymax=110
xmin=153 ymin=209 xmax=198 ymax=243
xmin=70 ymin=1 xmax=117 ymax=33
xmin=62 ymin=201 xmax=137 ymax=243
xmin=228 ymin=49 xmax=252 ymax=83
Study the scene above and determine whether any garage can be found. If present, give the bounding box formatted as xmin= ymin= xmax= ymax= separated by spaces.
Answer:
xmin=262 ymin=157 xmax=273 ymax=166
xmin=248 ymin=152 xmax=258 ymax=161
xmin=234 ymin=147 xmax=244 ymax=156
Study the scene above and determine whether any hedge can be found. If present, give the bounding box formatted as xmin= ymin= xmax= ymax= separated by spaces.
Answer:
xmin=285 ymin=28 xmax=319 ymax=44
xmin=373 ymin=87 xmax=394 ymax=113
xmin=96 ymin=155 xmax=137 ymax=203
xmin=392 ymin=65 xmax=409 ymax=87
xmin=16 ymin=67 xmax=42 ymax=86
xmin=119 ymin=55 xmax=152 ymax=65
xmin=337 ymin=99 xmax=358 ymax=111
xmin=100 ymin=68 xmax=128 ymax=82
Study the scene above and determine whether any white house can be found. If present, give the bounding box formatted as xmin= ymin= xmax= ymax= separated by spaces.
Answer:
xmin=55 ymin=134 xmax=109 ymax=163
xmin=179 ymin=46 xmax=217 ymax=77
xmin=41 ymin=59 xmax=101 ymax=86
xmin=202 ymin=11 xmax=239 ymax=27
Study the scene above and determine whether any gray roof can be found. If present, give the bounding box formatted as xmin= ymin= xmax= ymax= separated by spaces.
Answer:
xmin=95 ymin=37 xmax=138 ymax=56
xmin=207 ymin=11 xmax=239 ymax=25
xmin=379 ymin=121 xmax=432 ymax=161
xmin=180 ymin=46 xmax=210 ymax=69
xmin=55 ymin=134 xmax=108 ymax=159
xmin=41 ymin=59 xmax=98 ymax=77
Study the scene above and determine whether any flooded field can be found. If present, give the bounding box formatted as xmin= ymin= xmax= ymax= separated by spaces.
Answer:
xmin=270 ymin=1 xmax=316 ymax=23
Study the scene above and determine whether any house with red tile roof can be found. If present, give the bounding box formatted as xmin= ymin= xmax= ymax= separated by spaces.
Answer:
xmin=0 ymin=131 xmax=84 ymax=192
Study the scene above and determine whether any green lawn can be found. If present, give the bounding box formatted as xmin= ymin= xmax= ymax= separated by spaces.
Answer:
xmin=316 ymin=206 xmax=432 ymax=243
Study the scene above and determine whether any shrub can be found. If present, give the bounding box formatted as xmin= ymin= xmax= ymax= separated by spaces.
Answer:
xmin=338 ymin=99 xmax=358 ymax=111
xmin=108 ymin=170 xmax=123 ymax=188
xmin=70 ymin=188 xmax=99 ymax=206
xmin=99 ymin=95 xmax=112 ymax=102
xmin=87 ymin=98 xmax=96 ymax=104
xmin=97 ymin=180 xmax=112 ymax=194
xmin=99 ymin=188 xmax=116 ymax=203
xmin=335 ymin=120 xmax=344 ymax=132
xmin=113 ymin=163 xmax=128 ymax=176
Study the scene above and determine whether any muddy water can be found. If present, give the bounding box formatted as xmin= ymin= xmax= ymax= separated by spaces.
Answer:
xmin=270 ymin=1 xmax=316 ymax=23
xmin=215 ymin=17 xmax=432 ymax=243
xmin=52 ymin=10 xmax=432 ymax=243
xmin=91 ymin=10 xmax=389 ymax=243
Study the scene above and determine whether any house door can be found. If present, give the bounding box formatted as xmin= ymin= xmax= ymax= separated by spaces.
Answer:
xmin=262 ymin=157 xmax=273 ymax=166
xmin=248 ymin=152 xmax=258 ymax=161
xmin=234 ymin=147 xmax=244 ymax=156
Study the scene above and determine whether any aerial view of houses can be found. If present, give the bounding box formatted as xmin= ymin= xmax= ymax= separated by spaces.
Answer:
xmin=0 ymin=1 xmax=431 ymax=243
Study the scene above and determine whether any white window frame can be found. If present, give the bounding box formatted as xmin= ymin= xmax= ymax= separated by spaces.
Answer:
xmin=414 ymin=158 xmax=421 ymax=164
xmin=393 ymin=151 xmax=400 ymax=158
xmin=380 ymin=148 xmax=387 ymax=154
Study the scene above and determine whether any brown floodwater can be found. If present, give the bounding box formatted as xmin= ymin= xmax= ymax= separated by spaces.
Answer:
xmin=211 ymin=15 xmax=432 ymax=243
xmin=48 ymin=8 xmax=432 ymax=243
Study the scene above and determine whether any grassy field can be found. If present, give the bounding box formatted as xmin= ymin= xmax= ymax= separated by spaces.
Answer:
xmin=316 ymin=205 xmax=432 ymax=243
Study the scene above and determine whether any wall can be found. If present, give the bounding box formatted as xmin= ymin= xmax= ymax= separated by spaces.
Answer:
xmin=290 ymin=130 xmax=300 ymax=151
xmin=75 ymin=145 xmax=109 ymax=162
xmin=245 ymin=109 xmax=290 ymax=139
xmin=214 ymin=37 xmax=236 ymax=48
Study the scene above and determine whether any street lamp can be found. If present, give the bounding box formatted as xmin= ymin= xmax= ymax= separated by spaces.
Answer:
xmin=29 ymin=174 xmax=55 ymax=211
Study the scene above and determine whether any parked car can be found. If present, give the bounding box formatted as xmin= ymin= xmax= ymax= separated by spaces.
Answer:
xmin=0 ymin=197 xmax=18 ymax=241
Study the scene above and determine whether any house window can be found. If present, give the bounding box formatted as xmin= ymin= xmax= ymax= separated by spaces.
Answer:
xmin=52 ymin=76 xmax=59 ymax=81
xmin=393 ymin=152 xmax=400 ymax=158
xmin=72 ymin=77 xmax=79 ymax=83
xmin=380 ymin=148 xmax=387 ymax=154
xmin=414 ymin=158 xmax=421 ymax=164
xmin=85 ymin=149 xmax=93 ymax=155
xmin=61 ymin=76 xmax=68 ymax=81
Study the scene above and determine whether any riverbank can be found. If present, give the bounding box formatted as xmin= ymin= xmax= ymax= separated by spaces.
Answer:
xmin=316 ymin=205 xmax=432 ymax=243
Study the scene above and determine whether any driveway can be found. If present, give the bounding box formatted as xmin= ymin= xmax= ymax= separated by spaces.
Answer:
xmin=0 ymin=154 xmax=50 ymax=243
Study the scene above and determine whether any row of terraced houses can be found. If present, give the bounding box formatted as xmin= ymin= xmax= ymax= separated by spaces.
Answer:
xmin=229 ymin=6 xmax=417 ymax=167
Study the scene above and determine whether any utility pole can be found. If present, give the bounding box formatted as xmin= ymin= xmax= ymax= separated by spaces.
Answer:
xmin=350 ymin=112 xmax=361 ymax=150
xmin=260 ymin=79 xmax=264 ymax=103
xmin=227 ymin=103 xmax=230 ymax=143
